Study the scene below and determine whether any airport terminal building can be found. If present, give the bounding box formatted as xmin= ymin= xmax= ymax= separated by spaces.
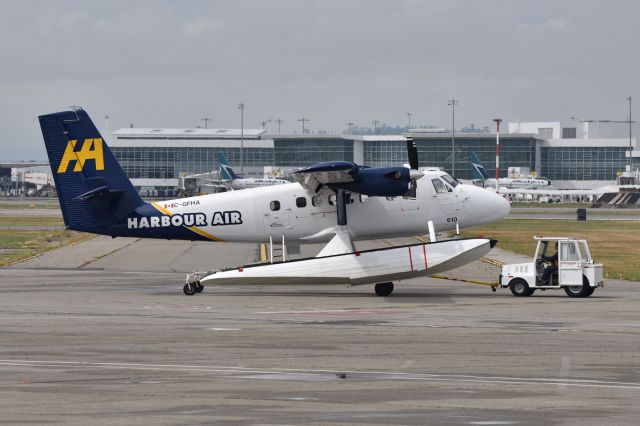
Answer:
xmin=108 ymin=121 xmax=636 ymax=196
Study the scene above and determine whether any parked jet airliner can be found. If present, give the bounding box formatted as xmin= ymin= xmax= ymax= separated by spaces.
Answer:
xmin=470 ymin=151 xmax=551 ymax=189
xmin=218 ymin=152 xmax=289 ymax=190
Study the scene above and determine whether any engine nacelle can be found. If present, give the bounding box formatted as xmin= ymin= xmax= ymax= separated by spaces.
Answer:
xmin=332 ymin=167 xmax=411 ymax=196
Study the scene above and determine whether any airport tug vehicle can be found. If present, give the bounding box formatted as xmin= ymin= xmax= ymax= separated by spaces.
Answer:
xmin=499 ymin=237 xmax=604 ymax=297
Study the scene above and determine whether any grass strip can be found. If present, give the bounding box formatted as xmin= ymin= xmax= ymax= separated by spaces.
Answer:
xmin=0 ymin=216 xmax=64 ymax=226
xmin=0 ymin=202 xmax=60 ymax=209
xmin=0 ymin=230 xmax=92 ymax=266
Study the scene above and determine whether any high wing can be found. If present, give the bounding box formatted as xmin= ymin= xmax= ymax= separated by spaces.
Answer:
xmin=291 ymin=161 xmax=358 ymax=193
xmin=292 ymin=139 xmax=424 ymax=197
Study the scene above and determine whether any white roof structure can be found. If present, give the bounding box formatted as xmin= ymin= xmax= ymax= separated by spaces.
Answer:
xmin=112 ymin=128 xmax=266 ymax=139
xmin=350 ymin=135 xmax=407 ymax=142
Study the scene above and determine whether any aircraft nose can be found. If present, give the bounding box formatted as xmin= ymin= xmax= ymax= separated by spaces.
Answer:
xmin=462 ymin=185 xmax=510 ymax=225
xmin=494 ymin=192 xmax=511 ymax=219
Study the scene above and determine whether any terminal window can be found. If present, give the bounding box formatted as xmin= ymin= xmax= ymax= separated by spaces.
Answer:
xmin=562 ymin=127 xmax=577 ymax=139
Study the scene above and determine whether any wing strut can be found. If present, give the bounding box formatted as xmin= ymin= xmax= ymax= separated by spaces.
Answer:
xmin=336 ymin=189 xmax=349 ymax=226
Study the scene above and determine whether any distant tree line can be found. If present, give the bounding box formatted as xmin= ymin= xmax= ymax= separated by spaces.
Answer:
xmin=344 ymin=123 xmax=490 ymax=135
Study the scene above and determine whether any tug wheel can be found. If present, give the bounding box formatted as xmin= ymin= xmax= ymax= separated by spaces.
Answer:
xmin=375 ymin=282 xmax=394 ymax=297
xmin=183 ymin=283 xmax=196 ymax=296
xmin=509 ymin=278 xmax=534 ymax=297
xmin=564 ymin=276 xmax=594 ymax=298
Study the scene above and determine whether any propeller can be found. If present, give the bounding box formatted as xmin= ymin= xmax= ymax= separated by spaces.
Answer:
xmin=406 ymin=136 xmax=423 ymax=198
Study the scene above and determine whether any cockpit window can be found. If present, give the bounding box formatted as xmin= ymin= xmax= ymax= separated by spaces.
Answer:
xmin=441 ymin=174 xmax=459 ymax=188
xmin=431 ymin=178 xmax=449 ymax=194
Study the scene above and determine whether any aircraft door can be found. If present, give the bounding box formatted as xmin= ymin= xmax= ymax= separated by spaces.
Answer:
xmin=288 ymin=194 xmax=315 ymax=234
xmin=559 ymin=240 xmax=582 ymax=285
xmin=264 ymin=198 xmax=291 ymax=235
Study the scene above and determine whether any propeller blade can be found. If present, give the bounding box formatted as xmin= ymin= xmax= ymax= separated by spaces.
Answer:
xmin=406 ymin=137 xmax=418 ymax=170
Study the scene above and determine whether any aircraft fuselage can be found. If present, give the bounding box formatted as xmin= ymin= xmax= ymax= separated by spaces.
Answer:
xmin=120 ymin=171 xmax=510 ymax=243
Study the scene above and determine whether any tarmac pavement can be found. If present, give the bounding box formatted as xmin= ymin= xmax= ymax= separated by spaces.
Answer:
xmin=1 ymin=236 xmax=639 ymax=424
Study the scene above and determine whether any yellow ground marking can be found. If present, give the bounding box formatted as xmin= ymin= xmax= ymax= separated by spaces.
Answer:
xmin=260 ymin=243 xmax=268 ymax=263
xmin=430 ymin=274 xmax=499 ymax=290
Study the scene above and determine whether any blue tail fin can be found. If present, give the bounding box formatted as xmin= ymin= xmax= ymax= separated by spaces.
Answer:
xmin=469 ymin=151 xmax=490 ymax=180
xmin=39 ymin=108 xmax=145 ymax=233
xmin=218 ymin=151 xmax=240 ymax=180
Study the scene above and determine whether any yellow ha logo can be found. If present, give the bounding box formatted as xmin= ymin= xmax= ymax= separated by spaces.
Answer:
xmin=57 ymin=138 xmax=105 ymax=173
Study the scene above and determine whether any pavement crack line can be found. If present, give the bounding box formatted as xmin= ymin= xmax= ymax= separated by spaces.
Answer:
xmin=1 ymin=359 xmax=639 ymax=390
xmin=78 ymin=238 xmax=141 ymax=269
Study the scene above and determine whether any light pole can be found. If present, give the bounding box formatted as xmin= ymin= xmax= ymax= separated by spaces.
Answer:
xmin=104 ymin=114 xmax=109 ymax=135
xmin=298 ymin=118 xmax=309 ymax=134
xmin=493 ymin=118 xmax=502 ymax=193
xmin=346 ymin=122 xmax=354 ymax=134
xmin=447 ymin=99 xmax=458 ymax=175
xmin=275 ymin=119 xmax=283 ymax=134
xmin=238 ymin=103 xmax=245 ymax=175
xmin=201 ymin=117 xmax=212 ymax=129
xmin=407 ymin=112 xmax=412 ymax=130
xmin=628 ymin=96 xmax=633 ymax=169
xmin=372 ymin=120 xmax=380 ymax=135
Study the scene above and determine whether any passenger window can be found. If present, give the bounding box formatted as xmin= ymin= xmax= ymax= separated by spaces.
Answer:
xmin=270 ymin=200 xmax=280 ymax=211
xmin=431 ymin=178 xmax=448 ymax=194
xmin=359 ymin=194 xmax=369 ymax=203
xmin=312 ymin=195 xmax=321 ymax=206
xmin=296 ymin=197 xmax=307 ymax=208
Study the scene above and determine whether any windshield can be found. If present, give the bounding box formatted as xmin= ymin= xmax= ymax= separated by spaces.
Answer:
xmin=441 ymin=174 xmax=459 ymax=188
xmin=578 ymin=240 xmax=591 ymax=261
xmin=431 ymin=178 xmax=449 ymax=193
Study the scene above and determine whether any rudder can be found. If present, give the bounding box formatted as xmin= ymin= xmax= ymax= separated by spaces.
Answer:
xmin=469 ymin=151 xmax=490 ymax=180
xmin=218 ymin=151 xmax=239 ymax=180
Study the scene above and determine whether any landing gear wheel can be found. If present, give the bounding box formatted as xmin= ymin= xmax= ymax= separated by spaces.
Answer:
xmin=183 ymin=283 xmax=196 ymax=296
xmin=375 ymin=282 xmax=394 ymax=297
xmin=194 ymin=281 xmax=204 ymax=293
xmin=510 ymin=278 xmax=534 ymax=297
xmin=564 ymin=276 xmax=594 ymax=298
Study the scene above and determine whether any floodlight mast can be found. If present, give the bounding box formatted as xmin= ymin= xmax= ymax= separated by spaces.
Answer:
xmin=493 ymin=118 xmax=502 ymax=194
xmin=201 ymin=117 xmax=212 ymax=129
xmin=448 ymin=99 xmax=458 ymax=176
xmin=298 ymin=118 xmax=309 ymax=134
xmin=346 ymin=122 xmax=355 ymax=134
xmin=238 ymin=103 xmax=245 ymax=175
xmin=628 ymin=96 xmax=633 ymax=170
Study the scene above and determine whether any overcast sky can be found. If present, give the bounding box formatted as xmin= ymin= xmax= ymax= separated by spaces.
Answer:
xmin=0 ymin=0 xmax=638 ymax=160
